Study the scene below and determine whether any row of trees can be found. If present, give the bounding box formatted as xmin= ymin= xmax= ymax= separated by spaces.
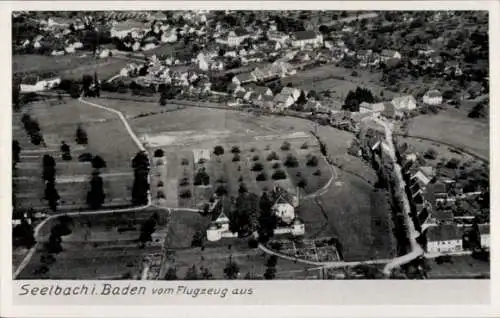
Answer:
xmin=21 ymin=114 xmax=44 ymax=146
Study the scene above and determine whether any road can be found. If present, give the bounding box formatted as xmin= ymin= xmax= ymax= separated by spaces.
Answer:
xmin=368 ymin=117 xmax=424 ymax=276
xmin=13 ymin=97 xmax=152 ymax=279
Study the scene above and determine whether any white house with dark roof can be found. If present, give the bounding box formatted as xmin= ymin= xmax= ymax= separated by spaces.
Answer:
xmin=291 ymin=31 xmax=323 ymax=49
xmin=411 ymin=166 xmax=436 ymax=187
xmin=380 ymin=49 xmax=402 ymax=62
xmin=20 ymin=75 xmax=61 ymax=93
xmin=232 ymin=73 xmax=256 ymax=86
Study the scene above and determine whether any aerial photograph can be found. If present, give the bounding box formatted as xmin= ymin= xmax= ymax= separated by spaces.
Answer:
xmin=11 ymin=10 xmax=489 ymax=280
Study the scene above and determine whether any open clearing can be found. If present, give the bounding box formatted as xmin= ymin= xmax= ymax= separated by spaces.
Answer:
xmin=12 ymin=99 xmax=138 ymax=213
xmin=13 ymin=54 xmax=129 ymax=80
xmin=406 ymin=108 xmax=489 ymax=160
xmin=17 ymin=209 xmax=168 ymax=279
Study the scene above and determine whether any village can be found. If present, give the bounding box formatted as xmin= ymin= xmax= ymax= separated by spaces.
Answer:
xmin=12 ymin=10 xmax=489 ymax=280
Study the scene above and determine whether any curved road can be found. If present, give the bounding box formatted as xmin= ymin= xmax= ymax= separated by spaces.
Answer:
xmin=13 ymin=97 xmax=152 ymax=279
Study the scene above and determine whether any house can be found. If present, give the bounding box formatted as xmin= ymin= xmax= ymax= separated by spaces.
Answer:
xmin=206 ymin=202 xmax=237 ymax=242
xmin=110 ymin=21 xmax=149 ymax=39
xmin=232 ymin=73 xmax=256 ymax=86
xmin=267 ymin=31 xmax=289 ymax=44
xmin=423 ymin=89 xmax=443 ymax=105
xmin=380 ymin=49 xmax=402 ymax=62
xmin=479 ymin=224 xmax=490 ymax=249
xmin=381 ymin=102 xmax=396 ymax=119
xmin=99 ymin=49 xmax=111 ymax=58
xmin=195 ymin=52 xmax=210 ymax=71
xmin=271 ymin=186 xmax=299 ymax=224
xmin=359 ymin=102 xmax=385 ymax=113
xmin=20 ymin=76 xmax=62 ymax=93
xmin=250 ymin=86 xmax=273 ymax=99
xmin=391 ymin=95 xmax=417 ymax=111
xmin=291 ymin=31 xmax=323 ymax=49
xmin=273 ymin=88 xmax=300 ymax=111
xmin=425 ymin=224 xmax=463 ymax=254
xmin=148 ymin=11 xmax=168 ymax=21
xmin=142 ymin=43 xmax=157 ymax=51
xmin=161 ymin=30 xmax=178 ymax=43
xmin=412 ymin=166 xmax=436 ymax=187
xmin=228 ymin=28 xmax=250 ymax=47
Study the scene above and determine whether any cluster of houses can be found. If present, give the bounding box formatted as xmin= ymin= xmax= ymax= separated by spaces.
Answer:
xmin=206 ymin=185 xmax=305 ymax=242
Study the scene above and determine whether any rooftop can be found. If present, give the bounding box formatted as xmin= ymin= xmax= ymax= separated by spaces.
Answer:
xmin=293 ymin=30 xmax=318 ymax=41
xmin=427 ymin=224 xmax=463 ymax=242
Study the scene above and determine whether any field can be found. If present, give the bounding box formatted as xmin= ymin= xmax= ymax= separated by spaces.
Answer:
xmin=12 ymin=98 xmax=139 ymax=213
xmin=282 ymin=64 xmax=398 ymax=101
xmin=17 ymin=209 xmax=168 ymax=279
xmin=161 ymin=211 xmax=319 ymax=280
xmin=406 ymin=108 xmax=489 ymax=161
xmin=13 ymin=54 xmax=129 ymax=80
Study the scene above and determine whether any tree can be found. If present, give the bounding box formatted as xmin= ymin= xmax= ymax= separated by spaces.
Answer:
xmin=342 ymin=87 xmax=375 ymax=112
xmin=91 ymin=155 xmax=107 ymax=169
xmin=75 ymin=125 xmax=88 ymax=145
xmin=256 ymin=172 xmax=267 ymax=181
xmin=60 ymin=141 xmax=72 ymax=161
xmin=272 ymin=169 xmax=287 ymax=180
xmin=223 ymin=258 xmax=240 ymax=279
xmin=231 ymin=145 xmax=241 ymax=154
xmin=215 ymin=185 xmax=228 ymax=197
xmin=154 ymin=149 xmax=165 ymax=158
xmin=298 ymin=178 xmax=308 ymax=189
xmin=42 ymin=155 xmax=56 ymax=183
xmin=238 ymin=183 xmax=248 ymax=194
xmin=44 ymin=181 xmax=60 ymax=212
xmin=251 ymin=162 xmax=264 ymax=171
xmin=184 ymin=265 xmax=199 ymax=280
xmin=87 ymin=172 xmax=105 ymax=209
xmin=213 ymin=145 xmax=225 ymax=156
xmin=318 ymin=25 xmax=329 ymax=35
xmin=12 ymin=140 xmax=21 ymax=166
xmin=132 ymin=151 xmax=150 ymax=205
xmin=139 ymin=213 xmax=157 ymax=244
xmin=264 ymin=267 xmax=277 ymax=280
xmin=200 ymin=267 xmax=214 ymax=280
xmin=280 ymin=141 xmax=291 ymax=151
xmin=267 ymin=151 xmax=279 ymax=161
xmin=230 ymin=192 xmax=259 ymax=236
xmin=306 ymin=155 xmax=319 ymax=167
xmin=194 ymin=168 xmax=210 ymax=186
xmin=12 ymin=219 xmax=36 ymax=248
xmin=82 ymin=74 xmax=93 ymax=97
xmin=424 ymin=148 xmax=437 ymax=160
xmin=258 ymin=192 xmax=277 ymax=242
xmin=284 ymin=154 xmax=299 ymax=167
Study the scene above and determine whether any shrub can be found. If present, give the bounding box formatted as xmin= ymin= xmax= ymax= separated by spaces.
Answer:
xmin=214 ymin=145 xmax=224 ymax=156
xmin=198 ymin=158 xmax=207 ymax=164
xmin=238 ymin=176 xmax=243 ymax=182
xmin=284 ymin=154 xmax=299 ymax=167
xmin=232 ymin=154 xmax=241 ymax=162
xmin=179 ymin=177 xmax=189 ymax=186
xmin=252 ymin=155 xmax=260 ymax=161
xmin=272 ymin=170 xmax=287 ymax=180
xmin=154 ymin=149 xmax=164 ymax=158
xmin=215 ymin=185 xmax=228 ymax=196
xmin=446 ymin=158 xmax=461 ymax=169
xmin=231 ymin=146 xmax=241 ymax=154
xmin=194 ymin=169 xmax=210 ymax=185
xmin=280 ymin=141 xmax=291 ymax=151
xmin=256 ymin=172 xmax=268 ymax=181
xmin=300 ymin=142 xmax=308 ymax=149
xmin=157 ymin=191 xmax=165 ymax=199
xmin=251 ymin=162 xmax=264 ymax=171
xmin=179 ymin=189 xmax=192 ymax=198
xmin=181 ymin=158 xmax=189 ymax=165
xmin=298 ymin=178 xmax=308 ymax=189
xmin=91 ymin=155 xmax=107 ymax=169
xmin=272 ymin=162 xmax=281 ymax=169
xmin=250 ymin=147 xmax=256 ymax=152
xmin=306 ymin=155 xmax=319 ymax=167
xmin=267 ymin=151 xmax=279 ymax=161
xmin=313 ymin=169 xmax=321 ymax=176
xmin=238 ymin=183 xmax=248 ymax=194
xmin=424 ymin=148 xmax=437 ymax=160
xmin=157 ymin=181 xmax=164 ymax=187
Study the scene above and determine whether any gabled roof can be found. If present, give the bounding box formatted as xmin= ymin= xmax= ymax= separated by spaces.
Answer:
xmin=425 ymin=89 xmax=442 ymax=98
xmin=293 ymin=30 xmax=317 ymax=41
xmin=427 ymin=224 xmax=463 ymax=242
xmin=233 ymin=27 xmax=249 ymax=37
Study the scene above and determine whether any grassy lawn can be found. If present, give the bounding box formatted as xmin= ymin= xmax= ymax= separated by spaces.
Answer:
xmin=17 ymin=209 xmax=168 ymax=280
xmin=298 ymin=174 xmax=395 ymax=261
xmin=406 ymin=108 xmax=489 ymax=160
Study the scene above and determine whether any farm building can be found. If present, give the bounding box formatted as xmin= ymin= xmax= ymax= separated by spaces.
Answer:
xmin=411 ymin=166 xmax=436 ymax=188
xmin=227 ymin=28 xmax=251 ymax=47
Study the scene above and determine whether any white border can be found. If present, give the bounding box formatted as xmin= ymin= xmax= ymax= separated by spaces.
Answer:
xmin=1 ymin=1 xmax=498 ymax=318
